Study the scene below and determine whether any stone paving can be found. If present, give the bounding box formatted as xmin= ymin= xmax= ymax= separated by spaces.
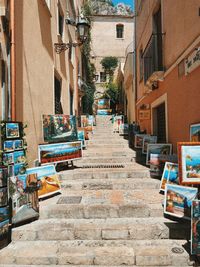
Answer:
xmin=0 ymin=115 xmax=197 ymax=266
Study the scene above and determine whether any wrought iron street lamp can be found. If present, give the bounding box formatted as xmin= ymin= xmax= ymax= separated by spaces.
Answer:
xmin=54 ymin=15 xmax=90 ymax=54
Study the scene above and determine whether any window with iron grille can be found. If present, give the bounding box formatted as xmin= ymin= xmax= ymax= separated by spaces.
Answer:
xmin=116 ymin=24 xmax=124 ymax=39
xmin=54 ymin=76 xmax=63 ymax=114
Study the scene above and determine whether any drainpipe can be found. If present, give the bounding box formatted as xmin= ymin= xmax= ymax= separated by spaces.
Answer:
xmin=10 ymin=0 xmax=16 ymax=120
xmin=133 ymin=1 xmax=137 ymax=124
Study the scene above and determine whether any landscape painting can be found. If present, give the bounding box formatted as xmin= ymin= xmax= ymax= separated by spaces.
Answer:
xmin=0 ymin=207 xmax=9 ymax=236
xmin=14 ymin=163 xmax=26 ymax=176
xmin=178 ymin=143 xmax=200 ymax=184
xmin=14 ymin=140 xmax=24 ymax=150
xmin=190 ymin=123 xmax=200 ymax=142
xmin=164 ymin=184 xmax=198 ymax=219
xmin=3 ymin=152 xmax=14 ymax=165
xmin=146 ymin=143 xmax=172 ymax=165
xmin=134 ymin=134 xmax=149 ymax=149
xmin=8 ymin=175 xmax=39 ymax=225
xmin=5 ymin=122 xmax=21 ymax=139
xmin=97 ymin=109 xmax=112 ymax=115
xmin=3 ymin=141 xmax=15 ymax=152
xmin=97 ymin=99 xmax=110 ymax=109
xmin=38 ymin=141 xmax=82 ymax=165
xmin=14 ymin=150 xmax=26 ymax=164
xmin=191 ymin=200 xmax=200 ymax=255
xmin=160 ymin=162 xmax=179 ymax=192
xmin=142 ymin=135 xmax=157 ymax=154
xmin=26 ymin=165 xmax=61 ymax=198
xmin=0 ymin=167 xmax=8 ymax=187
xmin=0 ymin=187 xmax=8 ymax=207
xmin=42 ymin=115 xmax=77 ymax=143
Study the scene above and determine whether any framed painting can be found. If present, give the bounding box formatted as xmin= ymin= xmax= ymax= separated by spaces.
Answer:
xmin=14 ymin=140 xmax=24 ymax=150
xmin=0 ymin=187 xmax=8 ymax=207
xmin=146 ymin=143 xmax=172 ymax=165
xmin=97 ymin=109 xmax=112 ymax=115
xmin=14 ymin=150 xmax=26 ymax=164
xmin=160 ymin=162 xmax=179 ymax=192
xmin=78 ymin=127 xmax=89 ymax=140
xmin=0 ymin=206 xmax=9 ymax=236
xmin=38 ymin=141 xmax=82 ymax=165
xmin=2 ymin=152 xmax=14 ymax=165
xmin=134 ymin=134 xmax=149 ymax=149
xmin=191 ymin=200 xmax=200 ymax=255
xmin=81 ymin=115 xmax=88 ymax=128
xmin=178 ymin=142 xmax=200 ymax=185
xmin=190 ymin=123 xmax=200 ymax=142
xmin=4 ymin=122 xmax=23 ymax=140
xmin=3 ymin=140 xmax=15 ymax=152
xmin=26 ymin=165 xmax=61 ymax=198
xmin=97 ymin=99 xmax=110 ymax=110
xmin=142 ymin=135 xmax=157 ymax=154
xmin=0 ymin=166 xmax=8 ymax=187
xmin=78 ymin=130 xmax=86 ymax=148
xmin=14 ymin=163 xmax=26 ymax=176
xmin=42 ymin=115 xmax=78 ymax=143
xmin=164 ymin=184 xmax=197 ymax=219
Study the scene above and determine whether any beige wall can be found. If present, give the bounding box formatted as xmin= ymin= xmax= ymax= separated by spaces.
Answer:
xmin=15 ymin=0 xmax=82 ymax=165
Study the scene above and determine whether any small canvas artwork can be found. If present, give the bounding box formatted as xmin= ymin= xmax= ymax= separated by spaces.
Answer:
xmin=78 ymin=130 xmax=86 ymax=148
xmin=14 ymin=163 xmax=26 ymax=176
xmin=160 ymin=162 xmax=179 ymax=192
xmin=8 ymin=176 xmax=39 ymax=225
xmin=97 ymin=99 xmax=110 ymax=110
xmin=178 ymin=142 xmax=200 ymax=185
xmin=3 ymin=140 xmax=15 ymax=152
xmin=14 ymin=140 xmax=24 ymax=150
xmin=142 ymin=136 xmax=157 ymax=154
xmin=191 ymin=200 xmax=200 ymax=255
xmin=26 ymin=165 xmax=61 ymax=198
xmin=0 ymin=187 xmax=8 ymax=207
xmin=190 ymin=123 xmax=200 ymax=142
xmin=164 ymin=184 xmax=198 ymax=219
xmin=146 ymin=143 xmax=172 ymax=165
xmin=3 ymin=152 xmax=14 ymax=165
xmin=14 ymin=150 xmax=26 ymax=164
xmin=5 ymin=122 xmax=20 ymax=139
xmin=38 ymin=141 xmax=82 ymax=165
xmin=97 ymin=109 xmax=112 ymax=115
xmin=42 ymin=115 xmax=77 ymax=143
xmin=150 ymin=154 xmax=177 ymax=177
xmin=134 ymin=134 xmax=149 ymax=149
xmin=0 ymin=206 xmax=9 ymax=236
xmin=0 ymin=166 xmax=8 ymax=187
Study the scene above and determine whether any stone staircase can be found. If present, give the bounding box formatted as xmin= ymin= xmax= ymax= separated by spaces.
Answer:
xmin=0 ymin=115 xmax=196 ymax=266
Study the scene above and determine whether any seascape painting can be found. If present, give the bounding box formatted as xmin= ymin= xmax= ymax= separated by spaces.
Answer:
xmin=26 ymin=165 xmax=61 ymax=198
xmin=3 ymin=152 xmax=14 ymax=165
xmin=97 ymin=99 xmax=110 ymax=110
xmin=179 ymin=144 xmax=200 ymax=184
xmin=14 ymin=163 xmax=26 ymax=176
xmin=164 ymin=184 xmax=198 ymax=219
xmin=191 ymin=200 xmax=200 ymax=255
xmin=38 ymin=141 xmax=82 ymax=165
xmin=0 ymin=167 xmax=8 ymax=187
xmin=142 ymin=136 xmax=157 ymax=154
xmin=146 ymin=143 xmax=172 ymax=165
xmin=190 ymin=123 xmax=200 ymax=142
xmin=14 ymin=140 xmax=24 ymax=150
xmin=42 ymin=115 xmax=77 ymax=143
xmin=160 ymin=162 xmax=179 ymax=192
xmin=3 ymin=141 xmax=15 ymax=152
xmin=14 ymin=150 xmax=26 ymax=164
xmin=97 ymin=109 xmax=112 ymax=115
xmin=5 ymin=122 xmax=21 ymax=139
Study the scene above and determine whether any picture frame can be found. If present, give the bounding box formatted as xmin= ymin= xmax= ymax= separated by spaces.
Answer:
xmin=14 ymin=163 xmax=26 ymax=176
xmin=97 ymin=109 xmax=112 ymax=115
xmin=0 ymin=187 xmax=8 ymax=207
xmin=178 ymin=142 xmax=200 ymax=185
xmin=160 ymin=162 xmax=179 ymax=192
xmin=190 ymin=123 xmax=200 ymax=142
xmin=142 ymin=135 xmax=157 ymax=154
xmin=2 ymin=152 xmax=14 ymax=165
xmin=0 ymin=166 xmax=8 ymax=188
xmin=14 ymin=139 xmax=24 ymax=150
xmin=164 ymin=184 xmax=198 ymax=219
xmin=146 ymin=143 xmax=172 ymax=165
xmin=14 ymin=150 xmax=26 ymax=164
xmin=26 ymin=165 xmax=61 ymax=198
xmin=78 ymin=130 xmax=86 ymax=148
xmin=3 ymin=140 xmax=15 ymax=152
xmin=0 ymin=218 xmax=9 ymax=236
xmin=97 ymin=99 xmax=110 ymax=110
xmin=5 ymin=122 xmax=22 ymax=140
xmin=0 ymin=206 xmax=9 ymax=223
xmin=134 ymin=134 xmax=149 ymax=149
xmin=38 ymin=141 xmax=82 ymax=165
xmin=191 ymin=200 xmax=200 ymax=255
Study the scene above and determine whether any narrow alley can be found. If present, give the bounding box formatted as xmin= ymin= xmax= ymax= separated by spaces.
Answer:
xmin=0 ymin=116 xmax=195 ymax=266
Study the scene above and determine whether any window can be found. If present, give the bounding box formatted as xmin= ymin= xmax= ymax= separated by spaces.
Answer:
xmin=58 ymin=4 xmax=64 ymax=37
xmin=100 ymin=72 xmax=106 ymax=83
xmin=54 ymin=76 xmax=63 ymax=114
xmin=139 ymin=49 xmax=143 ymax=81
xmin=116 ymin=24 xmax=124 ymax=39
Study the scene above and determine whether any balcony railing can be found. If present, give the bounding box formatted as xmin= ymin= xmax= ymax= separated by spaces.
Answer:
xmin=143 ymin=33 xmax=164 ymax=84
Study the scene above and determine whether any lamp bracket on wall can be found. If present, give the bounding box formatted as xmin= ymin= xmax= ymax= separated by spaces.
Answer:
xmin=54 ymin=42 xmax=83 ymax=54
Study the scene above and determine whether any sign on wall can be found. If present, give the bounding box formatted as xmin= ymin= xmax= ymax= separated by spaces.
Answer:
xmin=185 ymin=47 xmax=200 ymax=75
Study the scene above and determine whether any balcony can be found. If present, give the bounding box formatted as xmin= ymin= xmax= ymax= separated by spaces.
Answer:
xmin=143 ymin=33 xmax=164 ymax=88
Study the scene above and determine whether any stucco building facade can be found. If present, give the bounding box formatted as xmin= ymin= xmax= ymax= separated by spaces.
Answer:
xmin=135 ymin=0 xmax=200 ymax=151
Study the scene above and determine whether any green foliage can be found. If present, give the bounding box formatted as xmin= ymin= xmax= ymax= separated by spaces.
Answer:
xmin=100 ymin=56 xmax=118 ymax=73
xmin=103 ymin=82 xmax=119 ymax=103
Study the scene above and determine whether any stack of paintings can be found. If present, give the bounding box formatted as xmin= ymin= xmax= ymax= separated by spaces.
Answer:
xmin=97 ymin=99 xmax=112 ymax=115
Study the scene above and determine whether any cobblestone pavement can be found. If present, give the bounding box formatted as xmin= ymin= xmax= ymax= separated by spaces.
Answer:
xmin=0 ymin=116 xmax=197 ymax=266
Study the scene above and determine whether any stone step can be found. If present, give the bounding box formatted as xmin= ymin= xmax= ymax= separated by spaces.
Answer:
xmin=40 ymin=203 xmax=162 ymax=219
xmin=82 ymin=151 xmax=136 ymax=157
xmin=76 ymin=157 xmax=135 ymax=164
xmin=60 ymin=178 xmax=160 ymax=190
xmin=59 ymin=169 xmax=150 ymax=180
xmin=86 ymin=144 xmax=129 ymax=149
xmin=12 ymin=217 xmax=190 ymax=242
xmin=87 ymin=140 xmax=129 ymax=145
xmin=0 ymin=240 xmax=195 ymax=266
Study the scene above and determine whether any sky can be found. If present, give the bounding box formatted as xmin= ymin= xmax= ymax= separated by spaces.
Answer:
xmin=112 ymin=0 xmax=134 ymax=10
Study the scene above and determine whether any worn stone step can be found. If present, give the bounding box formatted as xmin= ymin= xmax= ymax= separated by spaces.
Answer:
xmin=86 ymin=144 xmax=129 ymax=149
xmin=83 ymin=151 xmax=136 ymax=157
xmin=87 ymin=140 xmax=129 ymax=145
xmin=0 ymin=240 xmax=195 ymax=266
xmin=12 ymin=217 xmax=190 ymax=242
xmin=76 ymin=157 xmax=135 ymax=164
xmin=60 ymin=178 xmax=160 ymax=190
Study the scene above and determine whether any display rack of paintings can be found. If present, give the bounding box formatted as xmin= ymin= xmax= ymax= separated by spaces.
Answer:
xmin=146 ymin=143 xmax=172 ymax=165
xmin=42 ymin=115 xmax=78 ymax=143
xmin=191 ymin=200 xmax=200 ymax=255
xmin=178 ymin=142 xmax=200 ymax=185
xmin=134 ymin=134 xmax=149 ymax=149
xmin=160 ymin=162 xmax=179 ymax=192
xmin=190 ymin=123 xmax=200 ymax=142
xmin=38 ymin=141 xmax=82 ymax=165
xmin=164 ymin=184 xmax=197 ymax=219
xmin=142 ymin=136 xmax=157 ymax=154
xmin=26 ymin=165 xmax=61 ymax=199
